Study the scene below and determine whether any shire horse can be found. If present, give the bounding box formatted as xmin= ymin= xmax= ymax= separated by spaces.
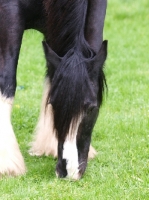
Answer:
xmin=0 ymin=0 xmax=107 ymax=180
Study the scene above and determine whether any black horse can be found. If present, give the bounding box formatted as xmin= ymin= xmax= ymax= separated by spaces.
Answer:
xmin=0 ymin=0 xmax=107 ymax=180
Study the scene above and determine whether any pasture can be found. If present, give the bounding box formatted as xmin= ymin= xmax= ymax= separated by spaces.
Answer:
xmin=0 ymin=0 xmax=149 ymax=199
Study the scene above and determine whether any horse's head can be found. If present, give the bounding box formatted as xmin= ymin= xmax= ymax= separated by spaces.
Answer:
xmin=43 ymin=40 xmax=107 ymax=180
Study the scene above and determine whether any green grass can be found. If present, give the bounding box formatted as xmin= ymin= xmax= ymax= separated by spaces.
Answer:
xmin=0 ymin=0 xmax=149 ymax=199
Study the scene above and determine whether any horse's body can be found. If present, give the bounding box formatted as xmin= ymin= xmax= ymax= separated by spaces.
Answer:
xmin=0 ymin=0 xmax=107 ymax=179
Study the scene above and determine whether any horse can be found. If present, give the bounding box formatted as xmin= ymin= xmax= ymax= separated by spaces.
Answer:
xmin=0 ymin=0 xmax=107 ymax=180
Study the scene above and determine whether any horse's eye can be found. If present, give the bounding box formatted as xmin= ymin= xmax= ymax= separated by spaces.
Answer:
xmin=87 ymin=105 xmax=96 ymax=114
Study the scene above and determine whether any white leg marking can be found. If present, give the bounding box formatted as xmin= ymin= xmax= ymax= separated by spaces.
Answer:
xmin=29 ymin=79 xmax=57 ymax=157
xmin=63 ymin=135 xmax=79 ymax=180
xmin=0 ymin=94 xmax=26 ymax=176
xmin=63 ymin=118 xmax=82 ymax=180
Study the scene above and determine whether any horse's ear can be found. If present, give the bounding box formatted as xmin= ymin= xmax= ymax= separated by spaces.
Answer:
xmin=94 ymin=40 xmax=108 ymax=67
xmin=42 ymin=41 xmax=61 ymax=68
xmin=88 ymin=40 xmax=107 ymax=77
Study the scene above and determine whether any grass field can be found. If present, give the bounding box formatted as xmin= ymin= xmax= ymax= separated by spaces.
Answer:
xmin=0 ymin=0 xmax=149 ymax=199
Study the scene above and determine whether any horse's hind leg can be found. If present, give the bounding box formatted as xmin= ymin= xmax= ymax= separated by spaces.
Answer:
xmin=0 ymin=3 xmax=25 ymax=176
xmin=29 ymin=78 xmax=57 ymax=157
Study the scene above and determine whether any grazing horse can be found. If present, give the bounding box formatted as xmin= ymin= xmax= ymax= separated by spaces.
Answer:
xmin=0 ymin=0 xmax=107 ymax=179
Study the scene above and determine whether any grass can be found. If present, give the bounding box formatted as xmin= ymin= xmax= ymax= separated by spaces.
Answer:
xmin=0 ymin=0 xmax=149 ymax=199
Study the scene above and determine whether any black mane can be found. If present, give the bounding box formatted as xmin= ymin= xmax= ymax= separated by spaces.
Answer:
xmin=44 ymin=0 xmax=89 ymax=56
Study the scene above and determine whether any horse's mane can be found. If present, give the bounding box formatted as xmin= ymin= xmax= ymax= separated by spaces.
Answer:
xmin=44 ymin=0 xmax=89 ymax=56
xmin=44 ymin=0 xmax=106 ymax=140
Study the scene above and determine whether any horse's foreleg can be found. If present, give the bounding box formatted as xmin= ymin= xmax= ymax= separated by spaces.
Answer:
xmin=0 ymin=4 xmax=25 ymax=176
xmin=29 ymin=78 xmax=57 ymax=157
